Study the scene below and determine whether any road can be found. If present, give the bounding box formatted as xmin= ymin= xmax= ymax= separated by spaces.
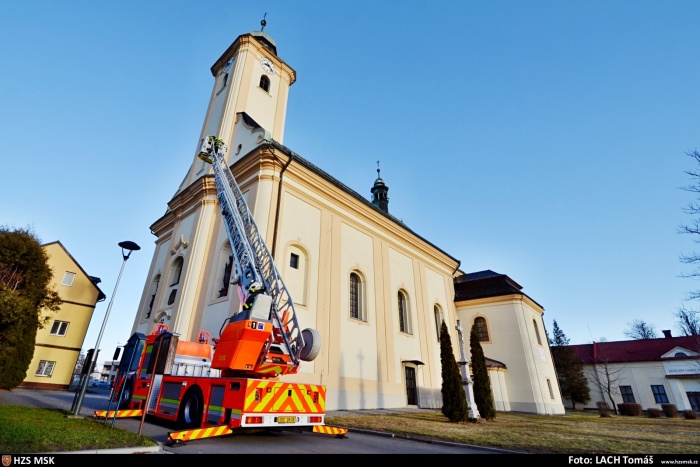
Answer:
xmin=0 ymin=388 xmax=507 ymax=454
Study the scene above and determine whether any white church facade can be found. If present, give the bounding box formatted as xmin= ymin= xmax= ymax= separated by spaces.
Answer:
xmin=129 ymin=25 xmax=565 ymax=415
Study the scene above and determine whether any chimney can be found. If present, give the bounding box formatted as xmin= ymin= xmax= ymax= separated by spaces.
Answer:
xmin=662 ymin=330 xmax=672 ymax=339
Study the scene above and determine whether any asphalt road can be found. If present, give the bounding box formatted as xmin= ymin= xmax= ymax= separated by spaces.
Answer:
xmin=0 ymin=388 xmax=512 ymax=455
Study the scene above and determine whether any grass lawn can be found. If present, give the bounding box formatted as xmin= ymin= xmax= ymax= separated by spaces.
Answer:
xmin=0 ymin=405 xmax=158 ymax=453
xmin=326 ymin=409 xmax=700 ymax=454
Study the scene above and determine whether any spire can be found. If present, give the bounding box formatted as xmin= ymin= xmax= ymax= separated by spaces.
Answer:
xmin=371 ymin=160 xmax=389 ymax=213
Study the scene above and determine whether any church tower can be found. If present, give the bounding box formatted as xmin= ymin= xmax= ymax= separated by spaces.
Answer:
xmin=132 ymin=21 xmax=296 ymax=341
xmin=177 ymin=19 xmax=296 ymax=193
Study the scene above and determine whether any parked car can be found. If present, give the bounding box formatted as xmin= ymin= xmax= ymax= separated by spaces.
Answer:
xmin=91 ymin=380 xmax=110 ymax=389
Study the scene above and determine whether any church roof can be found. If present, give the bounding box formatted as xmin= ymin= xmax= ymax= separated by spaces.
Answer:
xmin=453 ymin=269 xmax=542 ymax=308
xmin=257 ymin=139 xmax=460 ymax=266
xmin=563 ymin=335 xmax=700 ymax=364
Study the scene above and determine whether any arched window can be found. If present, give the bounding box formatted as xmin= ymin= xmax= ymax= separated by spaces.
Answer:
xmin=398 ymin=290 xmax=411 ymax=334
xmin=259 ymin=75 xmax=270 ymax=92
xmin=144 ymin=274 xmax=160 ymax=319
xmin=167 ymin=257 xmax=183 ymax=306
xmin=533 ymin=319 xmax=542 ymax=345
xmin=214 ymin=243 xmax=233 ymax=299
xmin=434 ymin=304 xmax=444 ymax=341
xmin=474 ymin=317 xmax=489 ymax=342
xmin=350 ymin=272 xmax=366 ymax=321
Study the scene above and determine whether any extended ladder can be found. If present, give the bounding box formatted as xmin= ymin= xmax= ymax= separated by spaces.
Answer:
xmin=198 ymin=136 xmax=303 ymax=366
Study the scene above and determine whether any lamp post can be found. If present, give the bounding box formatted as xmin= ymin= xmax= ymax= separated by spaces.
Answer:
xmin=72 ymin=241 xmax=140 ymax=416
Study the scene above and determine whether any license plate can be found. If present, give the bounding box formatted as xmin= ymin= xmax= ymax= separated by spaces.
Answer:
xmin=277 ymin=416 xmax=296 ymax=424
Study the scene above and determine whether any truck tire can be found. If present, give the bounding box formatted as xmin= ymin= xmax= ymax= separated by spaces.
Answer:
xmin=177 ymin=386 xmax=204 ymax=429
xmin=300 ymin=328 xmax=321 ymax=362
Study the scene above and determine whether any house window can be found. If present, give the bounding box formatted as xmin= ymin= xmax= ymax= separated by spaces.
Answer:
xmin=61 ymin=272 xmax=76 ymax=286
xmin=350 ymin=272 xmax=365 ymax=321
xmin=620 ymin=385 xmax=635 ymax=403
xmin=49 ymin=320 xmax=69 ymax=336
xmin=651 ymin=385 xmax=669 ymax=403
xmin=474 ymin=317 xmax=489 ymax=342
xmin=546 ymin=379 xmax=555 ymax=399
xmin=434 ymin=305 xmax=444 ymax=341
xmin=259 ymin=75 xmax=270 ymax=92
xmin=35 ymin=360 xmax=55 ymax=377
xmin=398 ymin=290 xmax=411 ymax=334
xmin=290 ymin=253 xmax=299 ymax=269
xmin=533 ymin=319 xmax=542 ymax=345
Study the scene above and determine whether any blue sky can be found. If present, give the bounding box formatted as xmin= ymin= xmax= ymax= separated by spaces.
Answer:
xmin=1 ymin=1 xmax=699 ymax=367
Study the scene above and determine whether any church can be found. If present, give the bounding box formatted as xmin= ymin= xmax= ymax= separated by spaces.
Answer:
xmin=129 ymin=24 xmax=565 ymax=415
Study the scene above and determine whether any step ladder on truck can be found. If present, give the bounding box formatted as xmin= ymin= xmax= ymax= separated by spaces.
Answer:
xmin=95 ymin=136 xmax=347 ymax=444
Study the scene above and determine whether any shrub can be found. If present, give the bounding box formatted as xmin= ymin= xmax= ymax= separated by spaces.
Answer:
xmin=661 ymin=404 xmax=679 ymax=418
xmin=683 ymin=410 xmax=699 ymax=420
xmin=596 ymin=401 xmax=611 ymax=417
xmin=647 ymin=408 xmax=663 ymax=418
xmin=618 ymin=403 xmax=642 ymax=416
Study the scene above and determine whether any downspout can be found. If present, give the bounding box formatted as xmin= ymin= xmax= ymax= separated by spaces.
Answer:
xmin=270 ymin=150 xmax=294 ymax=260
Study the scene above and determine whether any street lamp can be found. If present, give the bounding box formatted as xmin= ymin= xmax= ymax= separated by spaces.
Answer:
xmin=72 ymin=241 xmax=140 ymax=416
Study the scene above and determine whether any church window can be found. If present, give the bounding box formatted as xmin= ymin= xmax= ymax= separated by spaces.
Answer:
xmin=145 ymin=274 xmax=160 ymax=319
xmin=290 ymin=253 xmax=299 ymax=269
xmin=474 ymin=317 xmax=489 ymax=342
xmin=398 ymin=290 xmax=411 ymax=334
xmin=546 ymin=379 xmax=555 ymax=399
xmin=167 ymin=257 xmax=183 ymax=306
xmin=434 ymin=305 xmax=444 ymax=341
xmin=533 ymin=319 xmax=542 ymax=345
xmin=350 ymin=272 xmax=366 ymax=321
xmin=259 ymin=75 xmax=270 ymax=93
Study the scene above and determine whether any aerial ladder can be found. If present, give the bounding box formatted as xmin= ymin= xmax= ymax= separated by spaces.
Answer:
xmin=95 ymin=136 xmax=340 ymax=443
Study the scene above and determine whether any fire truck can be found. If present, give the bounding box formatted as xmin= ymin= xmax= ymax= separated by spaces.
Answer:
xmin=96 ymin=136 xmax=346 ymax=443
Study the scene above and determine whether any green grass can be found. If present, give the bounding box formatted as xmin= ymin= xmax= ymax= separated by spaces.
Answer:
xmin=0 ymin=405 xmax=158 ymax=453
xmin=325 ymin=410 xmax=700 ymax=454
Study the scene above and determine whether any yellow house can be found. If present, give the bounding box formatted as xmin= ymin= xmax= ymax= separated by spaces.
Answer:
xmin=21 ymin=241 xmax=105 ymax=390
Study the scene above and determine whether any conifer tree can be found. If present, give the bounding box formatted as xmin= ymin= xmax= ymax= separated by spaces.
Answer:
xmin=439 ymin=321 xmax=468 ymax=422
xmin=470 ymin=323 xmax=496 ymax=420
xmin=549 ymin=320 xmax=590 ymax=409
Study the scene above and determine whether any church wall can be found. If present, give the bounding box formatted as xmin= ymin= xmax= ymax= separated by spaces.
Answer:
xmin=456 ymin=296 xmax=565 ymax=415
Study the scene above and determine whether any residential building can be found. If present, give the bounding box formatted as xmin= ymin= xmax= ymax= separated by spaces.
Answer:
xmin=564 ymin=332 xmax=700 ymax=412
xmin=21 ymin=241 xmax=105 ymax=390
xmin=128 ymin=25 xmax=565 ymax=415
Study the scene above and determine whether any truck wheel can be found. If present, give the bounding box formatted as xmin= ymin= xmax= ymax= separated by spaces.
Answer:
xmin=300 ymin=328 xmax=321 ymax=362
xmin=177 ymin=387 xmax=204 ymax=429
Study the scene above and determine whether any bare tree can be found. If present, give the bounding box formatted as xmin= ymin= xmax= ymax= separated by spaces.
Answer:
xmin=675 ymin=307 xmax=700 ymax=336
xmin=585 ymin=343 xmax=627 ymax=415
xmin=623 ymin=319 xmax=658 ymax=340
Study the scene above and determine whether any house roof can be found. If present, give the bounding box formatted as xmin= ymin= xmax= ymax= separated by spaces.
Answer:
xmin=453 ymin=269 xmax=543 ymax=308
xmin=562 ymin=335 xmax=700 ymax=364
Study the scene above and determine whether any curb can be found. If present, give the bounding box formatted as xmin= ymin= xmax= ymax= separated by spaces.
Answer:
xmin=53 ymin=443 xmax=166 ymax=455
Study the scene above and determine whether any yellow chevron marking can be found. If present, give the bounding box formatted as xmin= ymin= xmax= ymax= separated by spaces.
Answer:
xmin=168 ymin=425 xmax=233 ymax=442
xmin=313 ymin=425 xmax=349 ymax=436
xmin=93 ymin=409 xmax=143 ymax=419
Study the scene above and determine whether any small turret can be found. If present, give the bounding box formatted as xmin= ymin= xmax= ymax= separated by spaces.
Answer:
xmin=371 ymin=161 xmax=389 ymax=213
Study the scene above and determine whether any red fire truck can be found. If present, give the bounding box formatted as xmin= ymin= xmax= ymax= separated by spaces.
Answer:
xmin=96 ymin=137 xmax=346 ymax=443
